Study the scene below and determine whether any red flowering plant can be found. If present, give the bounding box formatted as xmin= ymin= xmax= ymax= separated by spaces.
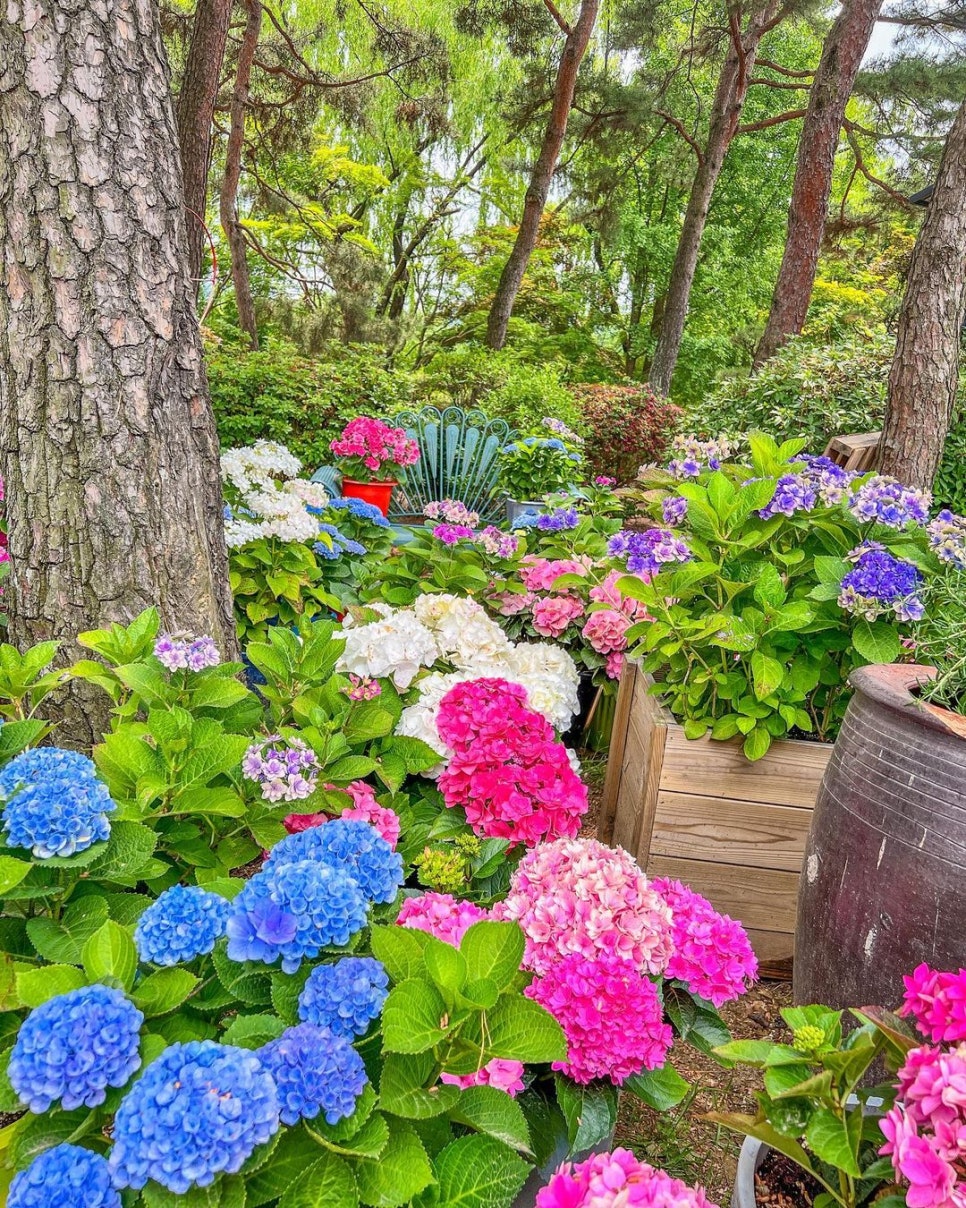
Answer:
xmin=569 ymin=383 xmax=681 ymax=484
xmin=329 ymin=415 xmax=419 ymax=482
xmin=711 ymin=963 xmax=966 ymax=1208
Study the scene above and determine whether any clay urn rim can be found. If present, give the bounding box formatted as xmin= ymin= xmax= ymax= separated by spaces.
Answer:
xmin=848 ymin=663 xmax=966 ymax=741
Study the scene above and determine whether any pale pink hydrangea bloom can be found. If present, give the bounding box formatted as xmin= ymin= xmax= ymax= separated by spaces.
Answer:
xmin=396 ymin=892 xmax=489 ymax=947
xmin=651 ymin=877 xmax=758 ymax=1007
xmin=537 ymin=1148 xmax=718 ymax=1208
xmin=605 ymin=651 xmax=625 ymax=680
xmin=581 ymin=608 xmax=632 ymax=655
xmin=520 ymin=557 xmax=591 ymax=593
xmin=495 ymin=837 xmax=674 ymax=977
xmin=342 ymin=781 xmax=401 ymax=849
xmin=493 ymin=590 xmax=536 ymax=617
xmin=902 ymin=965 xmax=966 ymax=1044
xmin=526 ymin=951 xmax=673 ymax=1085
xmin=440 ymin=1058 xmax=525 ymax=1097
xmin=532 ymin=594 xmax=585 ymax=638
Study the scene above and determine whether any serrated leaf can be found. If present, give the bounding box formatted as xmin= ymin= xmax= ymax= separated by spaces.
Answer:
xmin=472 ymin=995 xmax=566 ymax=1067
xmin=81 ymin=920 xmax=138 ymax=990
xmin=86 ymin=821 xmax=158 ymax=883
xmin=0 ymin=857 xmax=30 ymax=895
xmin=750 ymin=652 xmax=784 ymax=700
xmin=805 ymin=1107 xmax=862 ymax=1177
xmin=432 ymin=1134 xmax=530 ymax=1208
xmin=459 ymin=922 xmax=524 ymax=993
xmin=554 ymin=1078 xmax=618 ymax=1155
xmin=132 ymin=968 xmax=200 ymax=1017
xmin=381 ymin=979 xmax=448 ymax=1053
xmin=448 ymin=1085 xmax=532 ymax=1155
xmin=379 ymin=1052 xmax=460 ymax=1119
xmin=622 ymin=1063 xmax=690 ymax=1111
xmin=25 ymin=894 xmax=111 ymax=964
xmin=369 ymin=925 xmax=427 ymax=983
xmin=852 ymin=620 xmax=901 ymax=665
xmin=354 ymin=1123 xmax=433 ymax=1208
xmin=246 ymin=1130 xmax=323 ymax=1207
xmin=279 ymin=1151 xmax=359 ymax=1208
xmin=221 ymin=1012 xmax=287 ymax=1049
xmin=16 ymin=963 xmax=86 ymax=1008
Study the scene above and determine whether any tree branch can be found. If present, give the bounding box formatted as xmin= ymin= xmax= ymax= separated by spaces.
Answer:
xmin=749 ymin=76 xmax=811 ymax=89
xmin=654 ymin=108 xmax=705 ymax=165
xmin=737 ymin=107 xmax=807 ymax=133
xmin=844 ymin=122 xmax=915 ymax=206
xmin=755 ymin=57 xmax=813 ymax=77
xmin=541 ymin=0 xmax=573 ymax=35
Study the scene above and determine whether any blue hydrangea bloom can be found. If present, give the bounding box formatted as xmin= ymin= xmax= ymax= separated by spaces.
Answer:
xmin=543 ymin=438 xmax=566 ymax=451
xmin=265 ymin=818 xmax=404 ymax=905
xmin=108 ymin=1040 xmax=280 ymax=1193
xmin=135 ymin=885 xmax=231 ymax=966
xmin=9 ymin=984 xmax=143 ymax=1113
xmin=511 ymin=511 xmax=541 ymax=529
xmin=9 ymin=1144 xmax=120 ymax=1208
xmin=0 ymin=747 xmax=115 ymax=858
xmin=838 ymin=545 xmax=924 ymax=622
xmin=298 ymin=957 xmax=389 ymax=1039
xmin=327 ymin=497 xmax=391 ymax=527
xmin=226 ymin=858 xmax=368 ymax=973
xmin=259 ymin=1023 xmax=368 ymax=1126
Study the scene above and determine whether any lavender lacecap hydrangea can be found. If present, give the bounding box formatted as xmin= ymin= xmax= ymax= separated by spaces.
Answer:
xmin=259 ymin=1022 xmax=368 ymax=1126
xmin=607 ymin=528 xmax=692 ymax=576
xmin=838 ymin=543 xmax=924 ymax=622
xmin=242 ymin=735 xmax=319 ymax=802
xmin=927 ymin=509 xmax=966 ymax=570
xmin=757 ymin=473 xmax=817 ymax=519
xmin=537 ymin=507 xmax=580 ymax=532
xmin=298 ymin=956 xmax=389 ymax=1039
xmin=108 ymin=1040 xmax=280 ymax=1193
xmin=0 ymin=747 xmax=115 ymax=859
xmin=847 ymin=475 xmax=931 ymax=529
xmin=134 ymin=884 xmax=231 ymax=966
xmin=226 ymin=858 xmax=368 ymax=973
xmin=154 ymin=633 xmax=220 ymax=672
xmin=8 ymin=1144 xmax=121 ymax=1208
xmin=9 ymin=985 xmax=143 ymax=1112
xmin=263 ymin=818 xmax=404 ymax=905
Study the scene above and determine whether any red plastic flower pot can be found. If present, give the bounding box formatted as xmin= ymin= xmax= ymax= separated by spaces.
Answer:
xmin=340 ymin=478 xmax=397 ymax=518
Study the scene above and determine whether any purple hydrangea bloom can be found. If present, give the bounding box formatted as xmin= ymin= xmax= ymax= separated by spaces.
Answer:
xmin=154 ymin=632 xmax=220 ymax=672
xmin=10 ymin=985 xmax=143 ymax=1112
xmin=432 ymin=523 xmax=476 ymax=546
xmin=135 ymin=884 xmax=231 ymax=966
xmin=477 ymin=526 xmax=519 ymax=558
xmin=298 ymin=957 xmax=389 ymax=1039
xmin=800 ymin=455 xmax=858 ymax=505
xmin=9 ymin=1145 xmax=120 ymax=1208
xmin=242 ymin=735 xmax=319 ymax=802
xmin=536 ymin=507 xmax=580 ymax=532
xmin=108 ymin=1041 xmax=280 ymax=1192
xmin=926 ymin=509 xmax=966 ymax=570
xmin=259 ymin=1023 xmax=368 ymax=1125
xmin=838 ymin=544 xmax=924 ymax=622
xmin=226 ymin=858 xmax=368 ymax=973
xmin=662 ymin=495 xmax=688 ymax=526
xmin=757 ymin=473 xmax=818 ymax=519
xmin=608 ymin=528 xmax=692 ymax=576
xmin=847 ymin=475 xmax=931 ymax=529
xmin=0 ymin=747 xmax=115 ymax=859
xmin=264 ymin=818 xmax=404 ymax=906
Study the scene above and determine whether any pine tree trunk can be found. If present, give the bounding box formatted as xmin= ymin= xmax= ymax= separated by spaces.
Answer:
xmin=879 ymin=96 xmax=966 ymax=489
xmin=753 ymin=0 xmax=883 ymax=369
xmin=648 ymin=4 xmax=776 ymax=397
xmin=0 ymin=0 xmax=238 ymax=744
xmin=220 ymin=0 xmax=261 ymax=349
xmin=177 ymin=0 xmax=233 ymax=291
xmin=485 ymin=0 xmax=600 ymax=351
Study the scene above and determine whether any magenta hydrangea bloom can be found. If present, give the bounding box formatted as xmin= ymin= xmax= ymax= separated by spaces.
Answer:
xmin=494 ymin=837 xmax=673 ymax=977
xmin=651 ymin=877 xmax=758 ymax=1007
xmin=901 ymin=965 xmax=966 ymax=1045
xmin=440 ymin=1058 xmax=525 ymax=1097
xmin=536 ymin=1148 xmax=718 ymax=1207
xmin=396 ymin=892 xmax=490 ymax=947
xmin=526 ymin=952 xmax=672 ymax=1085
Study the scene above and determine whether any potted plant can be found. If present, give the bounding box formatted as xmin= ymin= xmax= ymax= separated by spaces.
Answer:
xmin=603 ymin=432 xmax=950 ymax=963
xmin=713 ymin=964 xmax=966 ymax=1208
xmin=501 ymin=420 xmax=585 ymax=525
xmin=330 ymin=416 xmax=420 ymax=516
xmin=796 ymin=528 xmax=966 ymax=1010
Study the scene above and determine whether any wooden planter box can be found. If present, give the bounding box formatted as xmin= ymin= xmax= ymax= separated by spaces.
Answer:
xmin=600 ymin=663 xmax=832 ymax=965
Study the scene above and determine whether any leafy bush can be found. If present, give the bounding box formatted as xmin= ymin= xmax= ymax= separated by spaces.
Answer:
xmin=208 ymin=341 xmax=415 ymax=473
xmin=688 ymin=332 xmax=893 ymax=450
xmin=569 ymin=384 xmax=680 ymax=483
xmin=934 ymin=407 xmax=966 ymax=514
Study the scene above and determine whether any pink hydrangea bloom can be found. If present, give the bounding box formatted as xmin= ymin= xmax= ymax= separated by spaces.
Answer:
xmin=897 ymin=1045 xmax=966 ymax=1132
xmin=330 ymin=416 xmax=419 ymax=474
xmin=526 ymin=953 xmax=673 ymax=1085
xmin=283 ymin=811 xmax=326 ymax=833
xmin=880 ymin=1104 xmax=963 ymax=1208
xmin=902 ymin=965 xmax=966 ymax=1044
xmin=520 ymin=557 xmax=591 ymax=594
xmin=493 ymin=590 xmax=536 ymax=617
xmin=605 ymin=651 xmax=624 ymax=680
xmin=440 ymin=1058 xmax=525 ymax=1097
xmin=582 ymin=608 xmax=632 ymax=655
xmin=397 ymin=893 xmax=489 ymax=946
xmin=494 ymin=837 xmax=674 ymax=977
xmin=436 ymin=679 xmax=587 ymax=846
xmin=346 ymin=674 xmax=381 ymax=701
xmin=589 ymin=570 xmax=649 ymax=615
xmin=537 ymin=1148 xmax=718 ymax=1208
xmin=532 ymin=594 xmax=585 ymax=638
xmin=651 ymin=877 xmax=758 ymax=1007
xmin=342 ymin=781 xmax=401 ymax=849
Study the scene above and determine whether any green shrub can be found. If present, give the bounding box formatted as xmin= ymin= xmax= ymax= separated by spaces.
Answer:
xmin=208 ymin=341 xmax=415 ymax=471
xmin=935 ymin=408 xmax=966 ymax=513
xmin=688 ymin=332 xmax=893 ymax=449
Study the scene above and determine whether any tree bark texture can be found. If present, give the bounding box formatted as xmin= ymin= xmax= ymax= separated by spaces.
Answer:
xmin=753 ymin=0 xmax=883 ymax=369
xmin=648 ymin=3 xmax=777 ymax=397
xmin=177 ymin=0 xmax=233 ymax=290
xmin=0 ymin=0 xmax=238 ymax=743
xmin=485 ymin=0 xmax=599 ymax=351
xmin=879 ymin=96 xmax=966 ymax=489
xmin=220 ymin=0 xmax=261 ymax=349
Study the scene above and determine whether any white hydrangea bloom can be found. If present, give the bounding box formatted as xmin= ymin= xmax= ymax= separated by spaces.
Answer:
xmin=336 ymin=610 xmax=440 ymax=690
xmin=221 ymin=441 xmax=328 ymax=548
xmin=412 ymin=594 xmax=512 ymax=669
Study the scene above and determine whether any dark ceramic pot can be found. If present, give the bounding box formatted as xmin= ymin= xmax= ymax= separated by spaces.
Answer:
xmin=795 ymin=664 xmax=966 ymax=1010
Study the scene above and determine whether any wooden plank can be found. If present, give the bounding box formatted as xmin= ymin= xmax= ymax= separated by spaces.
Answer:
xmin=599 ymin=662 xmax=636 ymax=843
xmin=649 ymin=793 xmax=813 ymax=872
xmin=744 ymin=928 xmax=796 ymax=966
xmin=646 ymin=855 xmax=800 ymax=935
xmin=661 ymin=728 xmax=831 ymax=807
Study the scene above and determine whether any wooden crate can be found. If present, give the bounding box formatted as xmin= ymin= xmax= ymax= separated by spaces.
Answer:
xmin=600 ymin=663 xmax=832 ymax=964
